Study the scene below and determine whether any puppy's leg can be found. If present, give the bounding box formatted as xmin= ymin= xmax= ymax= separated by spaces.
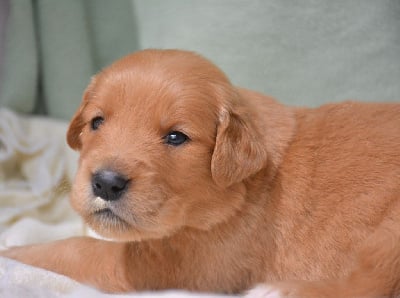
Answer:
xmin=1 ymin=237 xmax=133 ymax=292
xmin=248 ymin=226 xmax=400 ymax=298
xmin=1 ymin=236 xmax=207 ymax=293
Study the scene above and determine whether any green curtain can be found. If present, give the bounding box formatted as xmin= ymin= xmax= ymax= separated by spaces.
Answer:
xmin=1 ymin=0 xmax=399 ymax=120
xmin=0 ymin=0 xmax=138 ymax=120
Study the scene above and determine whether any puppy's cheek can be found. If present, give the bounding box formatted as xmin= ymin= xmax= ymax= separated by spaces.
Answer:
xmin=153 ymin=197 xmax=187 ymax=232
xmin=124 ymin=187 xmax=186 ymax=234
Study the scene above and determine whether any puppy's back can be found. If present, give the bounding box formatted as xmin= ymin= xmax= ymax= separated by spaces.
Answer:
xmin=266 ymin=100 xmax=400 ymax=280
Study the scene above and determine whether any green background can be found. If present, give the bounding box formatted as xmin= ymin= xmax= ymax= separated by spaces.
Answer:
xmin=0 ymin=0 xmax=399 ymax=120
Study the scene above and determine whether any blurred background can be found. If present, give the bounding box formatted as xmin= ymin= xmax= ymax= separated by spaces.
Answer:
xmin=0 ymin=0 xmax=399 ymax=120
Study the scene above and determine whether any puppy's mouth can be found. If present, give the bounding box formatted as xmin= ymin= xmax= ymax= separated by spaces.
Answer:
xmin=94 ymin=208 xmax=117 ymax=219
xmin=90 ymin=197 xmax=130 ymax=228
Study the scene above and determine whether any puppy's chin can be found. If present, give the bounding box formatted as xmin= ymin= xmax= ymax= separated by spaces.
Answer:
xmin=82 ymin=211 xmax=184 ymax=242
xmin=71 ymin=193 xmax=186 ymax=242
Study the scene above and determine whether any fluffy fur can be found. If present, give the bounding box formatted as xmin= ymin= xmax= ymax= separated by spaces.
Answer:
xmin=2 ymin=49 xmax=400 ymax=297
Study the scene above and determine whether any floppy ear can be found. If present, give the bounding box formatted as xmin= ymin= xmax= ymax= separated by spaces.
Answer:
xmin=66 ymin=104 xmax=86 ymax=150
xmin=66 ymin=79 xmax=95 ymax=150
xmin=211 ymin=101 xmax=268 ymax=188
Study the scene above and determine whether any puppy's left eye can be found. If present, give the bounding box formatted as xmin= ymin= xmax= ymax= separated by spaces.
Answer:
xmin=164 ymin=131 xmax=189 ymax=146
xmin=91 ymin=116 xmax=104 ymax=131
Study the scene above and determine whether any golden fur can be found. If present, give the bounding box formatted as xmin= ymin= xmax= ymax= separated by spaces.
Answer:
xmin=2 ymin=49 xmax=400 ymax=297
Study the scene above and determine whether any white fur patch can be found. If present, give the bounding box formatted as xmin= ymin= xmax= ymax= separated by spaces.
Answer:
xmin=93 ymin=197 xmax=108 ymax=210
xmin=245 ymin=284 xmax=282 ymax=298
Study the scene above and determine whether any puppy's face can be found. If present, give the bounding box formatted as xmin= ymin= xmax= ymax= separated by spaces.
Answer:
xmin=67 ymin=50 xmax=267 ymax=241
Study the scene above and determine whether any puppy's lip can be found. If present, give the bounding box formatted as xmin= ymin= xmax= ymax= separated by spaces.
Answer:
xmin=92 ymin=206 xmax=128 ymax=226
xmin=93 ymin=208 xmax=117 ymax=218
xmin=90 ymin=197 xmax=131 ymax=227
xmin=93 ymin=208 xmax=113 ymax=215
xmin=91 ymin=197 xmax=118 ymax=217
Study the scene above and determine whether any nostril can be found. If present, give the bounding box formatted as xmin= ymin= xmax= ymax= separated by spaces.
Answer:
xmin=91 ymin=170 xmax=129 ymax=201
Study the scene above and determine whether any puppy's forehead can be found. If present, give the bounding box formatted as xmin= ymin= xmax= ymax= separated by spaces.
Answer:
xmin=86 ymin=50 xmax=233 ymax=138
xmin=91 ymin=50 xmax=230 ymax=118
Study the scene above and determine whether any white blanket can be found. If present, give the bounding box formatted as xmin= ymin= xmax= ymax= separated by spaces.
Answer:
xmin=0 ymin=108 xmax=234 ymax=297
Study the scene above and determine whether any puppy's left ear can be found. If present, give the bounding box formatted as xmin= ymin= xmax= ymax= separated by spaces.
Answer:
xmin=211 ymin=98 xmax=268 ymax=188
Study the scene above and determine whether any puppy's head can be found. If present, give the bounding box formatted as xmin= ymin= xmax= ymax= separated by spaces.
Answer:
xmin=67 ymin=49 xmax=268 ymax=241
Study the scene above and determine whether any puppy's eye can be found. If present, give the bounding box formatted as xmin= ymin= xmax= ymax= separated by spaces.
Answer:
xmin=164 ymin=131 xmax=189 ymax=146
xmin=91 ymin=116 xmax=104 ymax=131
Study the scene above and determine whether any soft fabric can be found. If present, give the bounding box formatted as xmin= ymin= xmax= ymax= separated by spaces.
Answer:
xmin=0 ymin=108 xmax=235 ymax=298
xmin=0 ymin=108 xmax=81 ymax=295
xmin=0 ymin=108 xmax=80 ymax=239
xmin=133 ymin=0 xmax=400 ymax=106
xmin=0 ymin=0 xmax=9 ymax=96
xmin=0 ymin=0 xmax=137 ymax=119
xmin=0 ymin=257 xmax=233 ymax=298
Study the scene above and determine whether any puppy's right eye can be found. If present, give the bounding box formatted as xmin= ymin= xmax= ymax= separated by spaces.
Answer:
xmin=164 ymin=131 xmax=189 ymax=146
xmin=91 ymin=116 xmax=104 ymax=130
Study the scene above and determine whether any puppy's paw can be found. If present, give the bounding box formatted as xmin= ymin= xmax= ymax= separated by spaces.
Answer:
xmin=245 ymin=284 xmax=282 ymax=298
xmin=0 ymin=247 xmax=26 ymax=263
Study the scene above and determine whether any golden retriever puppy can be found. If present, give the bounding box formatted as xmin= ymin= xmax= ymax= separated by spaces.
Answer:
xmin=2 ymin=49 xmax=400 ymax=297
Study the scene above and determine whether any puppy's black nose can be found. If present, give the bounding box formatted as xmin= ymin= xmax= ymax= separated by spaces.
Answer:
xmin=91 ymin=170 xmax=129 ymax=201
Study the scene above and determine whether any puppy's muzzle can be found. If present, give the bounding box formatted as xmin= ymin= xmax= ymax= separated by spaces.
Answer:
xmin=91 ymin=170 xmax=129 ymax=201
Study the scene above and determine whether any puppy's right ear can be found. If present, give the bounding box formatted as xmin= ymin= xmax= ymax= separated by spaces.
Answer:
xmin=211 ymin=88 xmax=296 ymax=188
xmin=66 ymin=79 xmax=95 ymax=150
xmin=66 ymin=105 xmax=86 ymax=150
xmin=211 ymin=99 xmax=268 ymax=188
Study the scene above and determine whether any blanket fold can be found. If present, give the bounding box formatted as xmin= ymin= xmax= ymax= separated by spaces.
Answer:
xmin=0 ymin=108 xmax=81 ymax=248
